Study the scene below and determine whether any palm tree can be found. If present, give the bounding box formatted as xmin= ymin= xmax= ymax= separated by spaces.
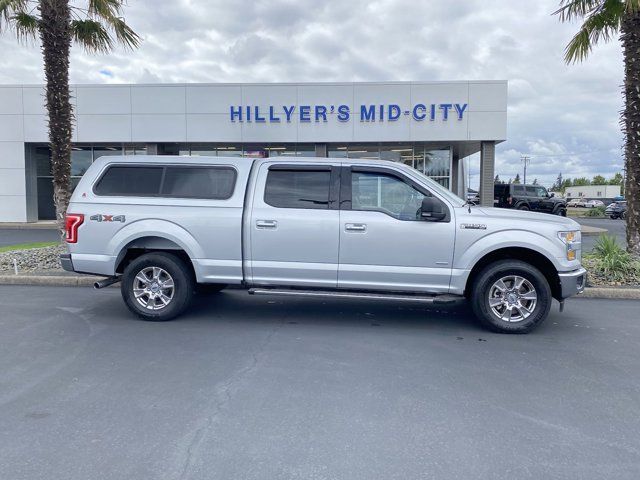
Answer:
xmin=0 ymin=0 xmax=139 ymax=234
xmin=554 ymin=0 xmax=640 ymax=255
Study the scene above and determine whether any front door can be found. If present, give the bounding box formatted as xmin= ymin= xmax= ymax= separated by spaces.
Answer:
xmin=249 ymin=163 xmax=340 ymax=287
xmin=338 ymin=166 xmax=455 ymax=293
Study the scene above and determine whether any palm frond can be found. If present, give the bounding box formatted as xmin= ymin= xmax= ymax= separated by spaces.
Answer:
xmin=0 ymin=0 xmax=29 ymax=28
xmin=106 ymin=15 xmax=140 ymax=49
xmin=563 ymin=2 xmax=625 ymax=62
xmin=84 ymin=0 xmax=140 ymax=50
xmin=87 ymin=0 xmax=122 ymax=19
xmin=71 ymin=19 xmax=112 ymax=53
xmin=553 ymin=0 xmax=603 ymax=21
xmin=12 ymin=10 xmax=37 ymax=40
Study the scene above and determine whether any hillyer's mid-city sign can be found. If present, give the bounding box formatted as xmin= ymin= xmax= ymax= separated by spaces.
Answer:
xmin=229 ymin=103 xmax=468 ymax=123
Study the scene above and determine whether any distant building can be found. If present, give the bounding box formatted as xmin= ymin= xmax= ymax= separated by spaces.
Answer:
xmin=565 ymin=185 xmax=621 ymax=200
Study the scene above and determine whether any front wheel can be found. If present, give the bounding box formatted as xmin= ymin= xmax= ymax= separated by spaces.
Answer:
xmin=470 ymin=260 xmax=552 ymax=333
xmin=517 ymin=204 xmax=530 ymax=211
xmin=121 ymin=252 xmax=195 ymax=321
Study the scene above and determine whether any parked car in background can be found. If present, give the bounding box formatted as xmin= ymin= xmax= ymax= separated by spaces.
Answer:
xmin=567 ymin=198 xmax=586 ymax=208
xmin=494 ymin=183 xmax=567 ymax=216
xmin=60 ymin=155 xmax=585 ymax=334
xmin=605 ymin=200 xmax=627 ymax=219
xmin=584 ymin=200 xmax=605 ymax=208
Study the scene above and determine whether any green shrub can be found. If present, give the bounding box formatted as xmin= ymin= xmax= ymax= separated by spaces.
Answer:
xmin=584 ymin=206 xmax=606 ymax=217
xmin=585 ymin=234 xmax=640 ymax=283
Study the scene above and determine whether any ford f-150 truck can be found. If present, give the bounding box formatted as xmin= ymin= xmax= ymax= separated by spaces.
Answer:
xmin=60 ymin=155 xmax=586 ymax=333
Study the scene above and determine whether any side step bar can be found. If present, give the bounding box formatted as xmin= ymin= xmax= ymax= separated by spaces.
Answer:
xmin=248 ymin=288 xmax=461 ymax=305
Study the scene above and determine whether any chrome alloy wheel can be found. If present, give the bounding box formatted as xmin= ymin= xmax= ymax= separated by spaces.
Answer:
xmin=488 ymin=275 xmax=537 ymax=323
xmin=133 ymin=266 xmax=175 ymax=310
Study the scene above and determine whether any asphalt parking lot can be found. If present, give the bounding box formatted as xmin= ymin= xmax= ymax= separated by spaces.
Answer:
xmin=1 ymin=286 xmax=639 ymax=480
xmin=574 ymin=217 xmax=627 ymax=252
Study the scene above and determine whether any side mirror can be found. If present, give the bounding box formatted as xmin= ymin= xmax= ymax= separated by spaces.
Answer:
xmin=420 ymin=197 xmax=447 ymax=221
xmin=548 ymin=192 xmax=555 ymax=198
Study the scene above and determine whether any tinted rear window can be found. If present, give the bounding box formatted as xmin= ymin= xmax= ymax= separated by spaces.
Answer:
xmin=94 ymin=166 xmax=163 ymax=196
xmin=94 ymin=165 xmax=236 ymax=199
xmin=161 ymin=167 xmax=236 ymax=199
xmin=513 ymin=185 xmax=525 ymax=195
xmin=264 ymin=169 xmax=331 ymax=209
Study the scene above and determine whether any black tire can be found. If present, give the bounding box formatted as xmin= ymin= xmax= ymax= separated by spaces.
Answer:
xmin=553 ymin=206 xmax=566 ymax=216
xmin=470 ymin=259 xmax=552 ymax=334
xmin=196 ymin=283 xmax=227 ymax=294
xmin=517 ymin=204 xmax=530 ymax=211
xmin=121 ymin=252 xmax=195 ymax=321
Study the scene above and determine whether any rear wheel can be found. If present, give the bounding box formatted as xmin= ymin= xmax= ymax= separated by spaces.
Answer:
xmin=470 ymin=260 xmax=552 ymax=333
xmin=121 ymin=252 xmax=194 ymax=321
xmin=517 ymin=204 xmax=530 ymax=211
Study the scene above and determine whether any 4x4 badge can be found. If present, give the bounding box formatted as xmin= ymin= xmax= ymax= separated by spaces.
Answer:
xmin=90 ymin=214 xmax=126 ymax=223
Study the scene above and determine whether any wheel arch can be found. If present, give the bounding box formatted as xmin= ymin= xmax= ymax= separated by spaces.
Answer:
xmin=114 ymin=236 xmax=196 ymax=281
xmin=464 ymin=247 xmax=561 ymax=300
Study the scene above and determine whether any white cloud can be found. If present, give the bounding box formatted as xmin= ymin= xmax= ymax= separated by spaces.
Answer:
xmin=0 ymin=0 xmax=625 ymax=187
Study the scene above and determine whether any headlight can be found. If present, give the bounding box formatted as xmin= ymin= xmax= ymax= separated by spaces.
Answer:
xmin=558 ymin=230 xmax=581 ymax=261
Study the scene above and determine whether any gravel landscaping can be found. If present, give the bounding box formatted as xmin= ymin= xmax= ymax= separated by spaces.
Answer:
xmin=0 ymin=244 xmax=66 ymax=273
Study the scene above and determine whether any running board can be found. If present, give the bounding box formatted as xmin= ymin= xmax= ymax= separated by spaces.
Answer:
xmin=248 ymin=288 xmax=461 ymax=305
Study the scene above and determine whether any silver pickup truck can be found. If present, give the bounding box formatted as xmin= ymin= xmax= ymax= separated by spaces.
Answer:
xmin=60 ymin=155 xmax=586 ymax=333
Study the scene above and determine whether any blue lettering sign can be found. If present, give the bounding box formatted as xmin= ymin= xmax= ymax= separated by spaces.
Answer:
xmin=230 ymin=106 xmax=242 ymax=122
xmin=412 ymin=104 xmax=426 ymax=121
xmin=454 ymin=103 xmax=467 ymax=120
xmin=228 ymin=102 xmax=468 ymax=123
xmin=315 ymin=105 xmax=327 ymax=122
xmin=439 ymin=103 xmax=452 ymax=121
xmin=269 ymin=106 xmax=280 ymax=123
xmin=337 ymin=105 xmax=350 ymax=121
xmin=388 ymin=104 xmax=401 ymax=121
xmin=360 ymin=105 xmax=375 ymax=122
xmin=299 ymin=105 xmax=311 ymax=122
xmin=283 ymin=105 xmax=295 ymax=122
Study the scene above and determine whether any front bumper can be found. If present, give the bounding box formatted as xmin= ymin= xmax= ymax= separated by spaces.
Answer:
xmin=59 ymin=253 xmax=74 ymax=272
xmin=558 ymin=267 xmax=587 ymax=299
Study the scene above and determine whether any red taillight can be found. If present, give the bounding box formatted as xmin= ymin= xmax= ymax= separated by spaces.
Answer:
xmin=65 ymin=214 xmax=84 ymax=243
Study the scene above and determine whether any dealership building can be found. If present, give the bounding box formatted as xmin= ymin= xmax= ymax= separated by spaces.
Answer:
xmin=0 ymin=81 xmax=507 ymax=222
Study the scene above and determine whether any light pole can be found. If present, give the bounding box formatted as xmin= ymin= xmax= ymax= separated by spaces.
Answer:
xmin=521 ymin=155 xmax=531 ymax=185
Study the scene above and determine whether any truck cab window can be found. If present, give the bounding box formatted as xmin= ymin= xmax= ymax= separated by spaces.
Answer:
xmin=352 ymin=171 xmax=426 ymax=220
xmin=264 ymin=169 xmax=331 ymax=209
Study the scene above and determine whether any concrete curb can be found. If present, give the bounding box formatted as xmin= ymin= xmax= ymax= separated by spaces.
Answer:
xmin=0 ymin=275 xmax=101 ymax=287
xmin=580 ymin=225 xmax=608 ymax=237
xmin=1 ymin=274 xmax=640 ymax=299
xmin=580 ymin=287 xmax=640 ymax=299
xmin=0 ymin=222 xmax=58 ymax=230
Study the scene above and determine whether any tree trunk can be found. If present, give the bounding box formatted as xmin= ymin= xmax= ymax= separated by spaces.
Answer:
xmin=38 ymin=0 xmax=72 ymax=237
xmin=622 ymin=11 xmax=640 ymax=256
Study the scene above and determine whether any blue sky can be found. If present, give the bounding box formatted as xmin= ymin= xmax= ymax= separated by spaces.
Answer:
xmin=0 ymin=0 xmax=625 ymax=188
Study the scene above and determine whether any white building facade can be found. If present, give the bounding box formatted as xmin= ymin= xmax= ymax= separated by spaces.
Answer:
xmin=0 ymin=81 xmax=507 ymax=222
xmin=565 ymin=185 xmax=621 ymax=200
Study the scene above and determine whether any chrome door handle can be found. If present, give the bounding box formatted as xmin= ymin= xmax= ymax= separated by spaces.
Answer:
xmin=345 ymin=223 xmax=367 ymax=232
xmin=256 ymin=220 xmax=278 ymax=229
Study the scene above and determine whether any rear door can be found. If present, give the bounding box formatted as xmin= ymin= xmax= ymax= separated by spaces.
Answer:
xmin=525 ymin=186 xmax=540 ymax=210
xmin=248 ymin=162 xmax=340 ymax=287
xmin=337 ymin=166 xmax=455 ymax=293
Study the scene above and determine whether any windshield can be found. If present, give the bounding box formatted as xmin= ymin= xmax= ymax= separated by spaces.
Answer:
xmin=405 ymin=167 xmax=466 ymax=206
